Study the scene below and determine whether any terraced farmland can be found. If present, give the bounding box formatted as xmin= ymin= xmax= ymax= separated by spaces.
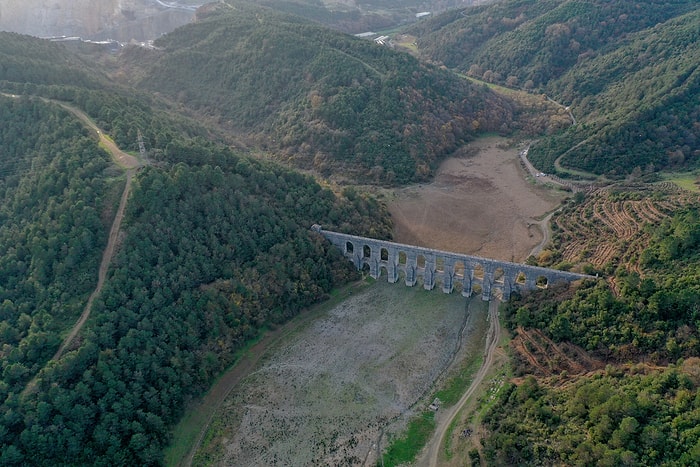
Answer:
xmin=550 ymin=183 xmax=695 ymax=285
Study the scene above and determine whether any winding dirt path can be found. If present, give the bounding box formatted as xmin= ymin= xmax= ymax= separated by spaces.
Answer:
xmin=528 ymin=210 xmax=556 ymax=258
xmin=52 ymin=101 xmax=141 ymax=169
xmin=47 ymin=99 xmax=141 ymax=356
xmin=419 ymin=299 xmax=502 ymax=467
xmin=53 ymin=169 xmax=134 ymax=359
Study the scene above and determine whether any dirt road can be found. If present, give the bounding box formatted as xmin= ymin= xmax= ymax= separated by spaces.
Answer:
xmin=54 ymin=102 xmax=141 ymax=169
xmin=52 ymin=169 xmax=134 ymax=359
xmin=528 ymin=211 xmax=555 ymax=258
xmin=418 ymin=299 xmax=501 ymax=467
xmin=49 ymin=100 xmax=141 ymax=357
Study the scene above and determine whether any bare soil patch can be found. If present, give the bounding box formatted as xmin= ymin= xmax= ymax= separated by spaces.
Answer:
xmin=387 ymin=137 xmax=565 ymax=261
xmin=193 ymin=280 xmax=486 ymax=466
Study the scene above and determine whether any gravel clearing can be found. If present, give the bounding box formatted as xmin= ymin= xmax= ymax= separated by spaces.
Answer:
xmin=195 ymin=280 xmax=485 ymax=466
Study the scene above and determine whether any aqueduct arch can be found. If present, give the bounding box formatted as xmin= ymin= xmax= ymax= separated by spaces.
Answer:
xmin=312 ymin=225 xmax=597 ymax=301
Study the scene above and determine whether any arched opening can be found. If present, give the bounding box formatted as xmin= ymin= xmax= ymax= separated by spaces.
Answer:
xmin=379 ymin=266 xmax=388 ymax=279
xmin=516 ymin=271 xmax=527 ymax=285
xmin=380 ymin=247 xmax=389 ymax=261
xmin=436 ymin=257 xmax=445 ymax=272
xmin=363 ymin=245 xmax=371 ymax=259
xmin=346 ymin=241 xmax=354 ymax=254
xmin=417 ymin=254 xmax=426 ymax=269
xmin=454 ymin=261 xmax=465 ymax=278
xmin=472 ymin=284 xmax=483 ymax=296
xmin=453 ymin=281 xmax=464 ymax=294
xmin=398 ymin=251 xmax=407 ymax=265
xmin=473 ymin=264 xmax=484 ymax=280
xmin=536 ymin=275 xmax=548 ymax=288
xmin=361 ymin=262 xmax=370 ymax=275
xmin=494 ymin=267 xmax=505 ymax=284
xmin=398 ymin=269 xmax=407 ymax=283
xmin=435 ymin=278 xmax=444 ymax=291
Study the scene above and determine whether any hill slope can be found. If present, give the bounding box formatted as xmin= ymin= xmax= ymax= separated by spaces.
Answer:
xmin=0 ymin=33 xmax=392 ymax=465
xmin=122 ymin=1 xmax=516 ymax=184
xmin=408 ymin=0 xmax=700 ymax=178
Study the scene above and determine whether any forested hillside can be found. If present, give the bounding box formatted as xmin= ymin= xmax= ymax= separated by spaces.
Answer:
xmin=0 ymin=95 xmax=114 ymax=401
xmin=0 ymin=34 xmax=393 ymax=465
xmin=408 ymin=0 xmax=700 ymax=178
xmin=476 ymin=192 xmax=700 ymax=465
xmin=121 ymin=1 xmax=516 ymax=184
xmin=0 ymin=31 xmax=212 ymax=156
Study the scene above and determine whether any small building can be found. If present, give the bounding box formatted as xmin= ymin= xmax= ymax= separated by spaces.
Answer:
xmin=374 ymin=35 xmax=390 ymax=45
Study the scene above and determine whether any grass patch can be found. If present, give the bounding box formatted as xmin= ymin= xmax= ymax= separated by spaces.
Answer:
xmin=382 ymin=411 xmax=436 ymax=466
xmin=661 ymin=171 xmax=700 ymax=192
xmin=434 ymin=354 xmax=484 ymax=407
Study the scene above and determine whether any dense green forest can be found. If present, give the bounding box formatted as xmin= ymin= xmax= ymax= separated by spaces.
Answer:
xmin=483 ymin=365 xmax=700 ymax=465
xmin=0 ymin=96 xmax=114 ymax=400
xmin=121 ymin=1 xmax=517 ymax=184
xmin=1 ymin=150 xmax=390 ymax=465
xmin=0 ymin=32 xmax=393 ymax=465
xmin=408 ymin=0 xmax=700 ymax=178
xmin=0 ymin=107 xmax=391 ymax=465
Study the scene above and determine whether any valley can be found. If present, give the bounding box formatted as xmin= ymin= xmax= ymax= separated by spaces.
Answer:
xmin=172 ymin=135 xmax=565 ymax=465
xmin=1 ymin=1 xmax=699 ymax=465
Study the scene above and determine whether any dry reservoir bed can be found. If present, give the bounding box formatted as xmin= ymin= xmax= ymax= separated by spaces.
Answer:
xmin=195 ymin=280 xmax=487 ymax=466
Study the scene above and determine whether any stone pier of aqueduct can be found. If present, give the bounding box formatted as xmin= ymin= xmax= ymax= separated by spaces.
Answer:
xmin=312 ymin=225 xmax=595 ymax=301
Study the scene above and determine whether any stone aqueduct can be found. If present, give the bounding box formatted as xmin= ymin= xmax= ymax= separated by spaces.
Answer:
xmin=312 ymin=225 xmax=596 ymax=301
